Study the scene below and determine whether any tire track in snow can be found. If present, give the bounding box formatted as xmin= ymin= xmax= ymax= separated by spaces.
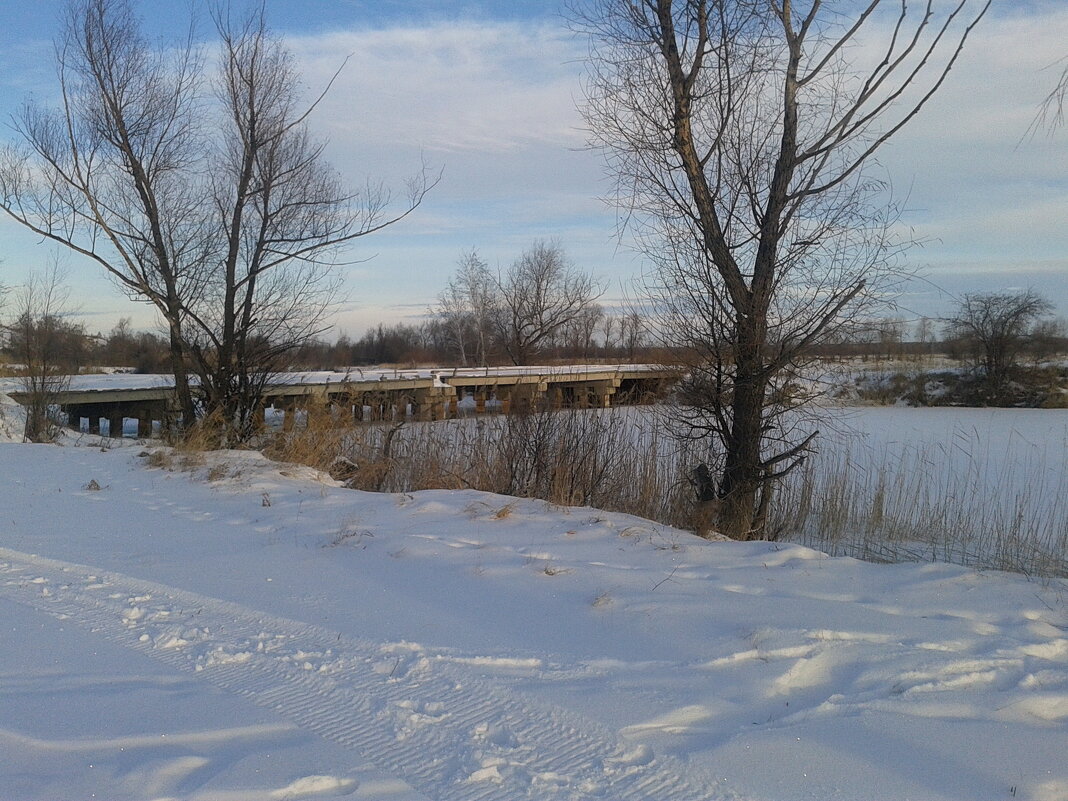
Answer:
xmin=0 ymin=547 xmax=728 ymax=801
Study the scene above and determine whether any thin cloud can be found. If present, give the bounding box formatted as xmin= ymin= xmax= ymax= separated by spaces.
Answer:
xmin=287 ymin=21 xmax=587 ymax=155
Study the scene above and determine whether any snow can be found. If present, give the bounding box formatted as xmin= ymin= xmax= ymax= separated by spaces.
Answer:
xmin=0 ymin=392 xmax=26 ymax=442
xmin=0 ymin=425 xmax=1066 ymax=798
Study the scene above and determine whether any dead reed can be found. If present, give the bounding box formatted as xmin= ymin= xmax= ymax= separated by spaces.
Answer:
xmin=261 ymin=400 xmax=1068 ymax=579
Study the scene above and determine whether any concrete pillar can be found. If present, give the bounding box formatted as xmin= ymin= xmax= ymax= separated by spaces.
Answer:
xmin=512 ymin=384 xmax=544 ymax=413
xmin=592 ymin=382 xmax=615 ymax=408
xmin=414 ymin=388 xmax=446 ymax=421
xmin=88 ymin=416 xmax=100 ymax=435
xmin=475 ymin=390 xmax=486 ymax=414
xmin=137 ymin=414 xmax=152 ymax=438
xmin=108 ymin=413 xmax=124 ymax=439
xmin=496 ymin=387 xmax=512 ymax=414
xmin=412 ymin=397 xmax=425 ymax=421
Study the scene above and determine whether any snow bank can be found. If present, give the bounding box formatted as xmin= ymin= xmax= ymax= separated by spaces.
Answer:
xmin=0 ymin=393 xmax=25 ymax=443
xmin=0 ymin=440 xmax=1065 ymax=800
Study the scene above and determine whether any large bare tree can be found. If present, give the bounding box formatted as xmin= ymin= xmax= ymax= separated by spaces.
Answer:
xmin=0 ymin=0 xmax=434 ymax=442
xmin=0 ymin=0 xmax=204 ymax=424
xmin=575 ymin=0 xmax=989 ymax=538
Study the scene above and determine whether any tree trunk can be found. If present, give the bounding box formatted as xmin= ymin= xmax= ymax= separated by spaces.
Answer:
xmin=716 ymin=361 xmax=767 ymax=540
xmin=166 ymin=320 xmax=196 ymax=433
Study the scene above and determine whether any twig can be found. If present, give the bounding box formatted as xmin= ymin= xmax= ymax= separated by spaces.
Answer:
xmin=651 ymin=566 xmax=679 ymax=592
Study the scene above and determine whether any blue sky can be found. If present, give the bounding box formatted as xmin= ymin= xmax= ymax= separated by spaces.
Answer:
xmin=1 ymin=1 xmax=1067 ymax=338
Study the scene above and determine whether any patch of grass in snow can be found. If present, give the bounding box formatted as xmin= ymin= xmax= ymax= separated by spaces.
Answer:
xmin=207 ymin=463 xmax=230 ymax=482
xmin=541 ymin=563 xmax=571 ymax=577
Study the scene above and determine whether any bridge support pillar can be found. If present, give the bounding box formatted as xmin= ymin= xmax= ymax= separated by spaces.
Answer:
xmin=511 ymin=382 xmax=546 ymax=413
xmin=591 ymin=381 xmax=616 ymax=408
xmin=413 ymin=387 xmax=454 ymax=421
xmin=496 ymin=387 xmax=512 ymax=414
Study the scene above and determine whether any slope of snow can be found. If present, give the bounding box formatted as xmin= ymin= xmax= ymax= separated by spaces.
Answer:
xmin=1 ymin=440 xmax=1066 ymax=800
xmin=0 ymin=393 xmax=25 ymax=443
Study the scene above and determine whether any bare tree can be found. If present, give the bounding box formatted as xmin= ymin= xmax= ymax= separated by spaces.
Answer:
xmin=464 ymin=253 xmax=498 ymax=368
xmin=7 ymin=264 xmax=80 ymax=441
xmin=0 ymin=0 xmax=204 ymax=425
xmin=437 ymin=277 xmax=472 ymax=366
xmin=104 ymin=317 xmax=136 ymax=367
xmin=575 ymin=0 xmax=990 ymax=539
xmin=1027 ymin=317 xmax=1067 ymax=364
xmin=493 ymin=241 xmax=601 ymax=365
xmin=944 ymin=290 xmax=1053 ymax=397
xmin=600 ymin=313 xmax=618 ymax=358
xmin=876 ymin=317 xmax=906 ymax=360
xmin=1034 ymin=56 xmax=1068 ymax=134
xmin=435 ymin=250 xmax=496 ymax=366
xmin=563 ymin=302 xmax=604 ymax=361
xmin=618 ymin=310 xmax=645 ymax=362
xmin=0 ymin=0 xmax=434 ymax=443
xmin=916 ymin=316 xmax=935 ymax=357
xmin=187 ymin=8 xmax=436 ymax=443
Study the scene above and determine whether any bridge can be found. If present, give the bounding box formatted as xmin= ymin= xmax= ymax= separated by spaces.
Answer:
xmin=4 ymin=365 xmax=679 ymax=438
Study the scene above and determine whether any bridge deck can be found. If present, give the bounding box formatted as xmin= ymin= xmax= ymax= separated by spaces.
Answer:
xmin=2 ymin=365 xmax=679 ymax=436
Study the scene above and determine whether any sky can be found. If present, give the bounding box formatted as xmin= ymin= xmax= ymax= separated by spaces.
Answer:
xmin=0 ymin=0 xmax=1066 ymax=338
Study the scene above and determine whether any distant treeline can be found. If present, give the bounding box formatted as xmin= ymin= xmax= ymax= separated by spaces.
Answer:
xmin=2 ymin=313 xmax=1065 ymax=374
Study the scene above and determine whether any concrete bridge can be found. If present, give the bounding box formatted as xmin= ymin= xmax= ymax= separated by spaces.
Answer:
xmin=5 ymin=365 xmax=679 ymax=438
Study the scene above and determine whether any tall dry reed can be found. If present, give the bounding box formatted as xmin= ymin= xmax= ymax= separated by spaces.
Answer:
xmin=262 ymin=401 xmax=1068 ymax=579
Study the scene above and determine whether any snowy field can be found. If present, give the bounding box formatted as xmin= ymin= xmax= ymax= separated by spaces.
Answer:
xmin=1 ymin=427 xmax=1067 ymax=800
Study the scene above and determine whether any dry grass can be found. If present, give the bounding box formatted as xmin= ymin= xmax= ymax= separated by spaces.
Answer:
xmin=492 ymin=503 xmax=515 ymax=520
xmin=263 ymin=400 xmax=704 ymax=531
xmin=592 ymin=591 xmax=613 ymax=608
xmin=775 ymin=443 xmax=1068 ymax=579
xmin=206 ymin=397 xmax=1068 ymax=579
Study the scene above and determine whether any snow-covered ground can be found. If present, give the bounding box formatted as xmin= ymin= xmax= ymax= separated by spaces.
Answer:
xmin=1 ymin=436 xmax=1066 ymax=800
